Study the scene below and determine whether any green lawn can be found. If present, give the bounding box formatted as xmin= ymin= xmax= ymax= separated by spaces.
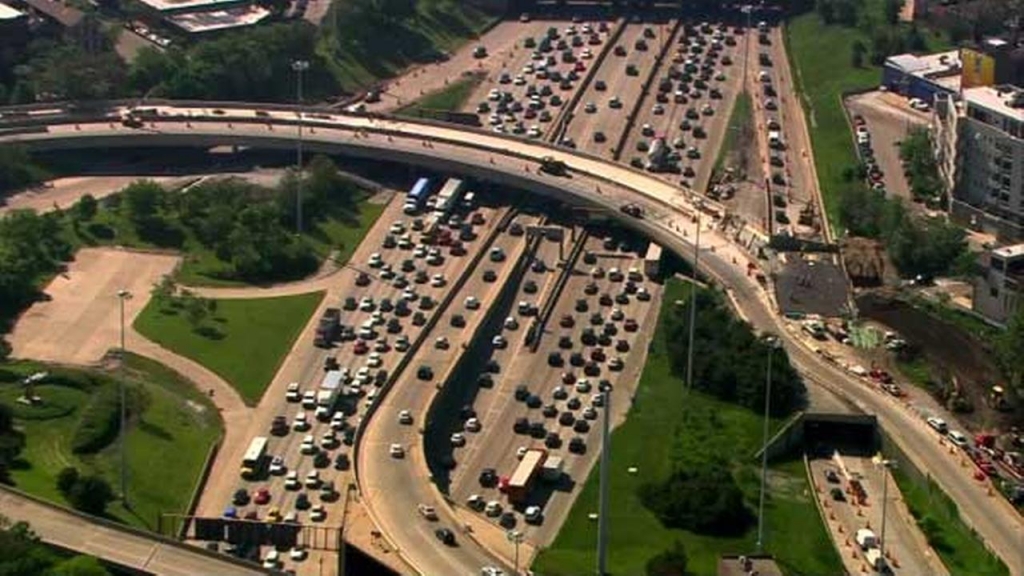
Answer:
xmin=71 ymin=197 xmax=384 ymax=289
xmin=893 ymin=468 xmax=1009 ymax=576
xmin=532 ymin=281 xmax=842 ymax=576
xmin=0 ymin=354 xmax=222 ymax=531
xmin=396 ymin=75 xmax=482 ymax=117
xmin=134 ymin=292 xmax=324 ymax=404
xmin=784 ymin=1 xmax=951 ymax=232
xmin=714 ymin=90 xmax=754 ymax=178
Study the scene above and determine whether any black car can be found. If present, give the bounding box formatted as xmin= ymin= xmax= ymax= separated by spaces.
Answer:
xmin=542 ymin=404 xmax=559 ymax=418
xmin=575 ymin=299 xmax=588 ymax=312
xmin=558 ymin=335 xmax=573 ymax=349
xmin=515 ymin=385 xmax=531 ymax=401
xmin=581 ymin=329 xmax=597 ymax=346
xmin=570 ymin=352 xmax=585 ymax=367
xmin=590 ymin=312 xmax=604 ymax=326
xmin=573 ymin=419 xmax=591 ymax=433
xmin=545 ymin=432 xmax=561 ymax=448
xmin=314 ymin=451 xmax=331 ymax=468
xmin=599 ymin=293 xmax=613 ymax=306
xmin=514 ymin=417 xmax=530 ymax=434
xmin=599 ymin=379 xmax=613 ymax=392
xmin=569 ymin=437 xmax=587 ymax=454
xmin=499 ymin=512 xmax=516 ymax=528
xmin=559 ymin=412 xmax=576 ymax=426
xmin=479 ymin=468 xmax=498 ymax=487
xmin=530 ymin=422 xmax=547 ymax=438
xmin=547 ymin=352 xmax=563 ymax=367
xmin=412 ymin=312 xmax=427 ymax=326
xmin=451 ymin=314 xmax=466 ymax=328
xmin=524 ymin=280 xmax=538 ymax=294
xmin=232 ymin=489 xmax=250 ymax=506
xmin=435 ymin=528 xmax=456 ymax=546
xmin=417 ymin=365 xmax=433 ymax=380
xmin=567 ymin=397 xmax=582 ymax=410
xmin=583 ymin=251 xmax=597 ymax=264
xmin=460 ymin=405 xmax=477 ymax=420
xmin=483 ymin=269 xmax=497 ymax=282
xmin=584 ymin=362 xmax=601 ymax=377
xmin=485 ymin=359 xmax=501 ymax=374
xmin=597 ymin=333 xmax=613 ymax=347
xmin=295 ymin=492 xmax=311 ymax=510
xmin=526 ymin=394 xmax=543 ymax=409
xmin=616 ymin=339 xmax=630 ymax=352
xmin=584 ymin=282 xmax=599 ymax=295
xmin=478 ymin=374 xmax=494 ymax=388
xmin=334 ymin=452 xmax=350 ymax=470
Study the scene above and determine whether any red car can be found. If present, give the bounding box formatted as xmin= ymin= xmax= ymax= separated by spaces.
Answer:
xmin=560 ymin=314 xmax=575 ymax=328
xmin=574 ymin=61 xmax=586 ymax=72
xmin=591 ymin=348 xmax=606 ymax=362
xmin=624 ymin=319 xmax=638 ymax=332
xmin=353 ymin=340 xmax=369 ymax=355
xmin=562 ymin=372 xmax=576 ymax=384
xmin=253 ymin=488 xmax=271 ymax=505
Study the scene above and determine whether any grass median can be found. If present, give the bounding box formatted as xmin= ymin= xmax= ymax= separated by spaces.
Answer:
xmin=396 ymin=75 xmax=483 ymax=118
xmin=0 ymin=354 xmax=222 ymax=531
xmin=532 ymin=281 xmax=841 ymax=576
xmin=892 ymin=468 xmax=1008 ymax=576
xmin=134 ymin=291 xmax=324 ymax=404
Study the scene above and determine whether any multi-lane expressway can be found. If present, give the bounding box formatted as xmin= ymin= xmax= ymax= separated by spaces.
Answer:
xmin=1 ymin=102 xmax=1020 ymax=576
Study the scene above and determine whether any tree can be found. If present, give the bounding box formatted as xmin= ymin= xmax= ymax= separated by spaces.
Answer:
xmin=884 ymin=0 xmax=903 ymax=24
xmin=646 ymin=541 xmax=688 ymax=576
xmin=0 ymin=404 xmax=24 ymax=482
xmin=74 ymin=194 xmax=98 ymax=221
xmin=150 ymin=275 xmax=177 ymax=303
xmin=67 ymin=475 xmax=114 ymax=515
xmin=0 ymin=338 xmax=10 ymax=363
xmin=997 ymin=305 xmax=1024 ymax=395
xmin=56 ymin=466 xmax=80 ymax=495
xmin=184 ymin=294 xmax=210 ymax=330
xmin=638 ymin=463 xmax=753 ymax=536
xmin=851 ymin=40 xmax=866 ymax=68
xmin=121 ymin=180 xmax=164 ymax=223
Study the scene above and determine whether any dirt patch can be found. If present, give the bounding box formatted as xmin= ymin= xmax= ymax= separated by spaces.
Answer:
xmin=842 ymin=236 xmax=898 ymax=287
xmin=8 ymin=248 xmax=180 ymax=365
xmin=856 ymin=293 xmax=1022 ymax=432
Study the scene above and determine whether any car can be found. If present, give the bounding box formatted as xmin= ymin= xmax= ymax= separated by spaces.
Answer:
xmin=559 ymin=411 xmax=576 ymax=426
xmin=289 ymin=546 xmax=307 ymax=561
xmin=435 ymin=528 xmax=456 ymax=546
xmin=305 ymin=469 xmax=321 ymax=488
xmin=310 ymin=504 xmax=326 ymax=522
xmin=293 ymin=411 xmax=310 ymax=431
xmin=479 ymin=468 xmax=498 ymax=487
xmin=418 ymin=503 xmax=438 ymax=520
xmin=547 ymin=351 xmax=563 ymax=366
xmin=334 ymin=452 xmax=350 ymax=470
xmin=545 ymin=432 xmax=561 ymax=448
xmin=553 ymin=384 xmax=569 ymax=400
xmin=825 ymin=469 xmax=840 ymax=483
xmin=232 ymin=488 xmax=250 ymax=506
xmin=485 ymin=500 xmax=503 ymax=517
xmin=389 ymin=444 xmax=405 ymax=458
xmin=321 ymin=430 xmax=338 ymax=449
xmin=483 ymin=269 xmax=497 ymax=282
xmin=398 ymin=410 xmax=414 ymax=425
xmin=269 ymin=455 xmax=287 ymax=475
xmin=285 ymin=470 xmax=302 ymax=490
xmin=525 ymin=394 xmax=542 ymax=409
xmin=830 ymin=487 xmax=846 ymax=501
xmin=451 ymin=432 xmax=466 ymax=446
xmin=285 ymin=382 xmax=301 ymax=402
xmin=524 ymin=505 xmax=543 ymax=524
xmin=417 ymin=365 xmax=433 ymax=380
xmin=465 ymin=417 xmax=482 ymax=432
xmin=948 ymin=430 xmax=969 ymax=448
xmin=569 ymin=436 xmax=587 ymax=453
xmin=262 ymin=549 xmax=281 ymax=569
xmin=514 ymin=417 xmax=530 ymax=433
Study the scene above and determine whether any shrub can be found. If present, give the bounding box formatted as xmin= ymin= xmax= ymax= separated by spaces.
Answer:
xmin=638 ymin=463 xmax=753 ymax=536
xmin=646 ymin=541 xmax=688 ymax=576
xmin=67 ymin=474 xmax=114 ymax=515
xmin=70 ymin=385 xmax=120 ymax=455
xmin=56 ymin=466 xmax=79 ymax=494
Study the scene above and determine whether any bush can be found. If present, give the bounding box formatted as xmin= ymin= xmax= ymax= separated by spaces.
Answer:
xmin=70 ymin=385 xmax=120 ymax=455
xmin=646 ymin=541 xmax=689 ymax=576
xmin=67 ymin=474 xmax=114 ymax=516
xmin=639 ymin=463 xmax=753 ymax=536
xmin=56 ymin=467 xmax=80 ymax=494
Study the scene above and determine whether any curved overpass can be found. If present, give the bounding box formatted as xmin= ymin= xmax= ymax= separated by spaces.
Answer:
xmin=2 ymin=102 xmax=1019 ymax=576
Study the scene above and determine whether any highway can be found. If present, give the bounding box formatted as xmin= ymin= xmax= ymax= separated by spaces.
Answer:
xmin=0 ymin=485 xmax=265 ymax=576
xmin=1 ymin=102 xmax=1020 ymax=576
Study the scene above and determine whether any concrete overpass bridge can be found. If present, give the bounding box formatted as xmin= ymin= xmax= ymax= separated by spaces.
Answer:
xmin=1 ymin=101 xmax=1019 ymax=576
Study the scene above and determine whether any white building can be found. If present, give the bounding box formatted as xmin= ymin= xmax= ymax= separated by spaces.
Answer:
xmin=974 ymin=243 xmax=1024 ymax=323
xmin=948 ymin=85 xmax=1024 ymax=240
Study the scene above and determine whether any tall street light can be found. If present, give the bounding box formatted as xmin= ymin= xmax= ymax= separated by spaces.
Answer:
xmin=507 ymin=529 xmax=524 ymax=575
xmin=292 ymin=59 xmax=310 ymax=235
xmin=878 ymin=458 xmax=898 ymax=560
xmin=116 ymin=289 xmax=133 ymax=507
xmin=741 ymin=5 xmax=753 ymax=94
xmin=757 ymin=334 xmax=779 ymax=553
xmin=596 ymin=390 xmax=612 ymax=576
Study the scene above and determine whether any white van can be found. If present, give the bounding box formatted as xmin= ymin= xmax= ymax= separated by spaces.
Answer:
xmin=855 ymin=528 xmax=878 ymax=550
xmin=927 ymin=416 xmax=948 ymax=434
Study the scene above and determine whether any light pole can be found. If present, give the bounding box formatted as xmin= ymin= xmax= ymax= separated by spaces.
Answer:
xmin=878 ymin=458 xmax=897 ymax=560
xmin=756 ymin=334 xmax=778 ymax=553
xmin=741 ymin=5 xmax=753 ymax=94
xmin=291 ymin=59 xmax=310 ymax=235
xmin=596 ymin=390 xmax=611 ymax=575
xmin=685 ymin=199 xmax=703 ymax=394
xmin=116 ymin=289 xmax=133 ymax=506
xmin=507 ymin=530 xmax=524 ymax=575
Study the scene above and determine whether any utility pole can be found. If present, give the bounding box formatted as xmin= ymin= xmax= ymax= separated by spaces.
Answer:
xmin=507 ymin=530 xmax=524 ymax=575
xmin=756 ymin=335 xmax=777 ymax=553
xmin=596 ymin=390 xmax=611 ymax=575
xmin=116 ymin=289 xmax=133 ymax=507
xmin=292 ymin=59 xmax=310 ymax=235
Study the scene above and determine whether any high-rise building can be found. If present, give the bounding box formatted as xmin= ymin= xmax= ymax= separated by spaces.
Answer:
xmin=947 ymin=85 xmax=1024 ymax=239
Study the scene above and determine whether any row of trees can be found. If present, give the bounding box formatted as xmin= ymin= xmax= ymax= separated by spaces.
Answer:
xmin=0 ymin=518 xmax=110 ymax=576
xmin=0 ymin=147 xmax=48 ymax=196
xmin=0 ymin=405 xmax=25 ymax=483
xmin=0 ymin=210 xmax=74 ymax=330
xmin=899 ymin=127 xmax=943 ymax=202
xmin=663 ymin=289 xmax=806 ymax=416
xmin=838 ymin=172 xmax=969 ymax=279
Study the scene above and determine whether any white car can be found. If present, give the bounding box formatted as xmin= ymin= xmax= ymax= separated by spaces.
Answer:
xmin=310 ymin=504 xmax=326 ymax=522
xmin=284 ymin=470 xmax=301 ymax=490
xmin=485 ymin=500 xmax=502 ymax=517
xmin=293 ymin=411 xmax=310 ymax=431
xmin=395 ymin=336 xmax=410 ymax=352
xmin=465 ymin=418 xmax=482 ymax=432
xmin=504 ymin=316 xmax=519 ymax=330
xmin=517 ymin=446 xmax=528 ymax=460
xmin=367 ymin=352 xmax=383 ymax=368
xmin=269 ymin=456 xmax=286 ymax=475
xmin=300 ymin=434 xmax=316 ymax=454
xmin=367 ymin=253 xmax=384 ymax=268
xmin=948 ymin=430 xmax=969 ymax=447
xmin=289 ymin=546 xmax=307 ymax=561
xmin=389 ymin=444 xmax=405 ymax=458
xmin=465 ymin=296 xmax=481 ymax=309
xmin=417 ymin=503 xmax=438 ymax=520
xmin=321 ymin=430 xmax=338 ymax=448
xmin=301 ymin=390 xmax=317 ymax=408
xmin=435 ymin=336 xmax=450 ymax=349
xmin=305 ymin=470 xmax=321 ymax=488
xmin=285 ymin=382 xmax=301 ymax=402
xmin=431 ymin=274 xmax=446 ymax=287
xmin=359 ymin=296 xmax=375 ymax=312
xmin=524 ymin=505 xmax=543 ymax=524
xmin=330 ymin=412 xmax=346 ymax=430
xmin=399 ymin=410 xmax=414 ymax=425
xmin=492 ymin=335 xmax=507 ymax=349
xmin=451 ymin=432 xmax=466 ymax=447
xmin=262 ymin=549 xmax=280 ymax=569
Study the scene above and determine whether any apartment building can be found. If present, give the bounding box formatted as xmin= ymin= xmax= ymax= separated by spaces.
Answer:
xmin=948 ymin=85 xmax=1024 ymax=240
xmin=974 ymin=243 xmax=1024 ymax=324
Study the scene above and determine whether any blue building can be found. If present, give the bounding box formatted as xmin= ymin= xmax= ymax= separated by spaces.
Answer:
xmin=881 ymin=50 xmax=962 ymax=103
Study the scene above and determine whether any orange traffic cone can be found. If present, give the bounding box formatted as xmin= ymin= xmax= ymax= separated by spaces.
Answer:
xmin=829 ymin=511 xmax=835 ymax=520
xmin=838 ymin=524 xmax=845 ymax=534
xmin=857 ymin=507 xmax=863 ymax=517
xmin=866 ymin=520 xmax=871 ymax=530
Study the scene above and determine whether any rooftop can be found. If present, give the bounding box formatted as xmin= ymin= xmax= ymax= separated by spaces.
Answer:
xmin=0 ymin=2 xmax=24 ymax=19
xmin=993 ymin=243 xmax=1024 ymax=260
xmin=165 ymin=4 xmax=269 ymax=32
xmin=137 ymin=0 xmax=241 ymax=12
xmin=886 ymin=50 xmax=961 ymax=79
xmin=22 ymin=0 xmax=83 ymax=27
xmin=964 ymin=85 xmax=1024 ymax=122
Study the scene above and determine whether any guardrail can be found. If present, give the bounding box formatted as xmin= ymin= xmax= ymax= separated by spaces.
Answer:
xmin=529 ymin=228 xmax=589 ymax=353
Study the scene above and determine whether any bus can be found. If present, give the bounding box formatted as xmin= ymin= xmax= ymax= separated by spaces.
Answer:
xmin=433 ymin=178 xmax=465 ymax=218
xmin=240 ymin=436 xmax=269 ymax=479
xmin=405 ymin=177 xmax=433 ymax=213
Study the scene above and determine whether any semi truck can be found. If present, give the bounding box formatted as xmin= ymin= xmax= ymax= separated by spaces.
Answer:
xmin=432 ymin=178 xmax=465 ymax=219
xmin=316 ymin=369 xmax=345 ymax=419
xmin=507 ymin=449 xmax=547 ymax=503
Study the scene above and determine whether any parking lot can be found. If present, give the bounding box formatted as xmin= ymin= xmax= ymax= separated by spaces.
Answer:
xmin=442 ymin=230 xmax=662 ymax=547
xmin=472 ymin=18 xmax=615 ymax=141
xmin=209 ymin=190 xmax=505 ymax=571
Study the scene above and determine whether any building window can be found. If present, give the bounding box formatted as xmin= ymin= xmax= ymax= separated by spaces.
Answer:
xmin=991 ymin=286 xmax=1000 ymax=298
